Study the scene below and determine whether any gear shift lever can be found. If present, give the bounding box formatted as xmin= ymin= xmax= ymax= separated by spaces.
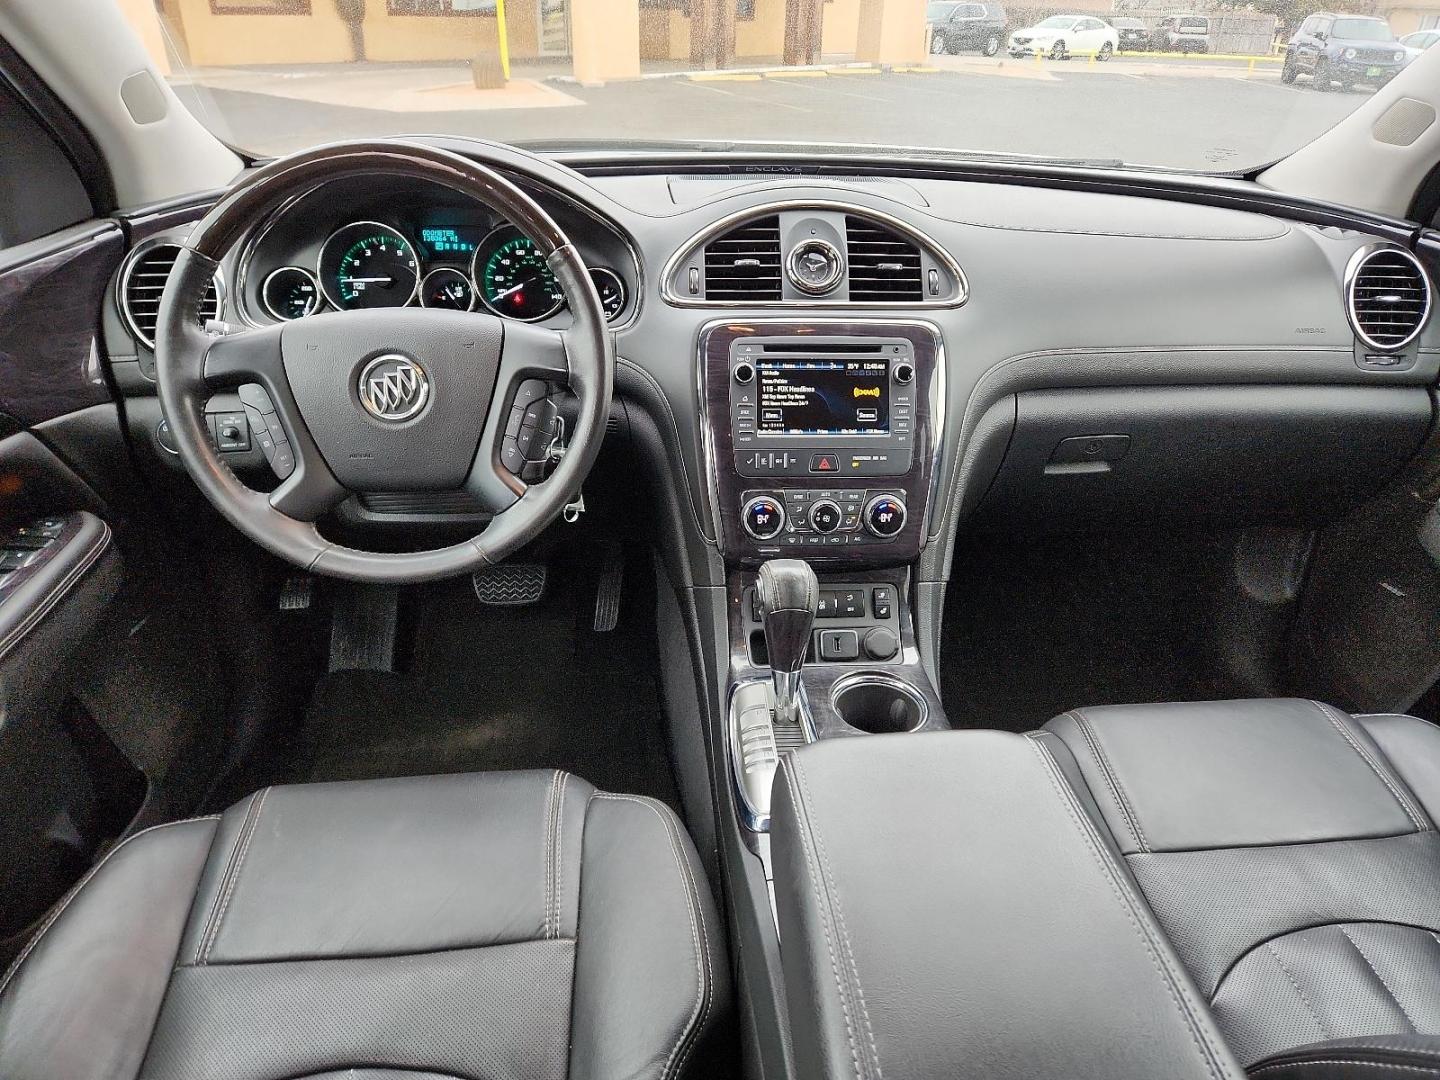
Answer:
xmin=756 ymin=558 xmax=819 ymax=725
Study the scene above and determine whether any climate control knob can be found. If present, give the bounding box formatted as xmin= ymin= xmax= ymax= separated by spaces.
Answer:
xmin=809 ymin=499 xmax=843 ymax=535
xmin=741 ymin=495 xmax=786 ymax=541
xmin=864 ymin=494 xmax=907 ymax=538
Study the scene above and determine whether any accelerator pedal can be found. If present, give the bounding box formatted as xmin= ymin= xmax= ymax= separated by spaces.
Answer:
xmin=278 ymin=575 xmax=313 ymax=612
xmin=592 ymin=543 xmax=624 ymax=632
xmin=472 ymin=562 xmax=547 ymax=606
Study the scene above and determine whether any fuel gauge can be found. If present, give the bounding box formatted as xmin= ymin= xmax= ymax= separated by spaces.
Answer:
xmin=419 ymin=267 xmax=475 ymax=311
xmin=261 ymin=266 xmax=321 ymax=321
xmin=588 ymin=267 xmax=627 ymax=321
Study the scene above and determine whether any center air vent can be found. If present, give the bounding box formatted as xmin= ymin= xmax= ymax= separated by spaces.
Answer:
xmin=120 ymin=243 xmax=221 ymax=350
xmin=704 ymin=215 xmax=782 ymax=302
xmin=1347 ymin=246 xmax=1431 ymax=352
xmin=845 ymin=216 xmax=923 ymax=303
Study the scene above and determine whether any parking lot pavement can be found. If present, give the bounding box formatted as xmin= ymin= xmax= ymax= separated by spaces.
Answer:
xmin=173 ymin=61 xmax=1365 ymax=173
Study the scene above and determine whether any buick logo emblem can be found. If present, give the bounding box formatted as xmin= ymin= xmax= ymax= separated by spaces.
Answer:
xmin=358 ymin=355 xmax=430 ymax=422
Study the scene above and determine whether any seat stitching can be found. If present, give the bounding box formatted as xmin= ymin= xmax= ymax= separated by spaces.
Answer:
xmin=1339 ymin=926 xmax=1419 ymax=1032
xmin=1030 ymin=738 xmax=1231 ymax=1080
xmin=792 ymin=756 xmax=884 ymax=1080
xmin=542 ymin=769 xmax=561 ymax=940
xmin=593 ymin=793 xmax=710 ymax=1080
xmin=201 ymin=786 xmax=271 ymax=964
xmin=1071 ymin=710 xmax=1148 ymax=853
xmin=0 ymin=815 xmax=221 ymax=999
xmin=655 ymin=801 xmax=714 ymax=1080
xmin=553 ymin=771 xmax=570 ymax=940
xmin=1314 ymin=701 xmax=1428 ymax=831
xmin=1250 ymin=1061 xmax=1440 ymax=1077
xmin=778 ymin=757 xmax=865 ymax=1080
xmin=191 ymin=791 xmax=261 ymax=965
xmin=1265 ymin=941 xmax=1330 ymax=1039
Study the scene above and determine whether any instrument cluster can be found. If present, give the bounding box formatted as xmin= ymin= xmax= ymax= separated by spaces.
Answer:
xmin=237 ymin=178 xmax=633 ymax=329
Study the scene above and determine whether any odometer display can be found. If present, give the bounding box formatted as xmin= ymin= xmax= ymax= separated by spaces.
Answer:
xmin=474 ymin=227 xmax=564 ymax=322
xmin=318 ymin=222 xmax=419 ymax=310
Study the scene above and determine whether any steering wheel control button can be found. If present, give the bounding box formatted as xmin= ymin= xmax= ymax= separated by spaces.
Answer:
xmin=741 ymin=496 xmax=786 ymax=541
xmin=864 ymin=494 xmax=907 ymax=538
xmin=809 ymin=500 xmax=843 ymax=534
xmin=863 ymin=626 xmax=901 ymax=662
xmin=270 ymin=440 xmax=295 ymax=479
xmin=357 ymin=355 xmax=431 ymax=423
xmin=786 ymin=238 xmax=845 ymax=296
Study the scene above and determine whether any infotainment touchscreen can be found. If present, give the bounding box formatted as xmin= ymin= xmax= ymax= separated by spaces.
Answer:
xmin=755 ymin=359 xmax=890 ymax=436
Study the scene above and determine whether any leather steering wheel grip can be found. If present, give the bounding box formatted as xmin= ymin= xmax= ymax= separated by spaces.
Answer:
xmin=153 ymin=140 xmax=613 ymax=584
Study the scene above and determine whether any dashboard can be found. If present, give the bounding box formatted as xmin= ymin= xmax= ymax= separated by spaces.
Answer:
xmin=102 ymin=139 xmax=1440 ymax=590
xmin=232 ymin=173 xmax=638 ymax=329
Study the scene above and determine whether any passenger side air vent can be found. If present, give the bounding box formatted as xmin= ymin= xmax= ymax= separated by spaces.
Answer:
xmin=845 ymin=216 xmax=923 ymax=303
xmin=120 ymin=243 xmax=221 ymax=350
xmin=1347 ymin=246 xmax=1431 ymax=351
xmin=704 ymin=215 xmax=782 ymax=301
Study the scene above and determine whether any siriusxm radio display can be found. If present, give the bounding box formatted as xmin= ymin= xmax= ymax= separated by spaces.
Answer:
xmin=756 ymin=359 xmax=890 ymax=435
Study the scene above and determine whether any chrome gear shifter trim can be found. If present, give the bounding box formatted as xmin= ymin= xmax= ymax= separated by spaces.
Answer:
xmin=729 ymin=677 xmax=811 ymax=832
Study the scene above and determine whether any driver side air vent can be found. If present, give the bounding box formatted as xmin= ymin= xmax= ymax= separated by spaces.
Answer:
xmin=703 ymin=215 xmax=782 ymax=301
xmin=120 ymin=243 xmax=221 ymax=350
xmin=845 ymin=216 xmax=923 ymax=302
xmin=1347 ymin=247 xmax=1431 ymax=351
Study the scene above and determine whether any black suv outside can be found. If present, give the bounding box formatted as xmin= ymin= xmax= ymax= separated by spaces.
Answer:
xmin=928 ymin=1 xmax=1009 ymax=56
xmin=1283 ymin=12 xmax=1407 ymax=90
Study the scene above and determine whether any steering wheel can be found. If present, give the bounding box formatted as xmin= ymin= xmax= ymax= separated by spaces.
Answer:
xmin=154 ymin=140 xmax=613 ymax=583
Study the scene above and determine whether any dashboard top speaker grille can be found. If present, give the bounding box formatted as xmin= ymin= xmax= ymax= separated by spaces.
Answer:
xmin=703 ymin=215 xmax=782 ymax=302
xmin=119 ymin=243 xmax=221 ymax=351
xmin=1347 ymin=246 xmax=1432 ymax=352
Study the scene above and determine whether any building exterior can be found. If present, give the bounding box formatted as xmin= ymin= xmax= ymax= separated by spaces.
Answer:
xmin=134 ymin=0 xmax=923 ymax=77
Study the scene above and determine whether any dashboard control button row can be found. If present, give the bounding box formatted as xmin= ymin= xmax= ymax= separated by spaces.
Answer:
xmin=735 ymin=449 xmax=912 ymax=477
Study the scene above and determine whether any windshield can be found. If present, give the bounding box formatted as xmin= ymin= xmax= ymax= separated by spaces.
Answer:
xmin=1330 ymin=18 xmax=1396 ymax=41
xmin=130 ymin=0 xmax=1403 ymax=174
xmin=1178 ymin=18 xmax=1208 ymax=31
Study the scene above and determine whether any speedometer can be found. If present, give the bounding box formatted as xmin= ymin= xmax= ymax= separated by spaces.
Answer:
xmin=318 ymin=221 xmax=419 ymax=310
xmin=474 ymin=226 xmax=564 ymax=322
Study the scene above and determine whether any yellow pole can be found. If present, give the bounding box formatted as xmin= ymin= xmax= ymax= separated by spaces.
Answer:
xmin=496 ymin=0 xmax=511 ymax=81
xmin=1247 ymin=57 xmax=1255 ymax=75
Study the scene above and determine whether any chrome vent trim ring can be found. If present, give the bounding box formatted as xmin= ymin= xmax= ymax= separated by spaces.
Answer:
xmin=118 ymin=241 xmax=223 ymax=351
xmin=1345 ymin=243 xmax=1432 ymax=353
xmin=661 ymin=199 xmax=967 ymax=309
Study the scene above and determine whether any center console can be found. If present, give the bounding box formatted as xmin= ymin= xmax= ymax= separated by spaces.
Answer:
xmin=700 ymin=320 xmax=943 ymax=565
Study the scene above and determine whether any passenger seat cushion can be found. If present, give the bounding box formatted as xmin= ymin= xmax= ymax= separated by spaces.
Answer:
xmin=1043 ymin=701 xmax=1440 ymax=1069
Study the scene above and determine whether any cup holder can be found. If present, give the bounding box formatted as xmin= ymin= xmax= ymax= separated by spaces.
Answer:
xmin=831 ymin=673 xmax=928 ymax=735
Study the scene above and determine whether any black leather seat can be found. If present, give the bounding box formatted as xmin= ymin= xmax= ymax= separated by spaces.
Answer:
xmin=1038 ymin=698 xmax=1440 ymax=1078
xmin=0 ymin=770 xmax=727 ymax=1080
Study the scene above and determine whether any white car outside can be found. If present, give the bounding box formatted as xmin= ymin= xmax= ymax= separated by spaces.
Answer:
xmin=1400 ymin=29 xmax=1440 ymax=63
xmin=1008 ymin=15 xmax=1118 ymax=59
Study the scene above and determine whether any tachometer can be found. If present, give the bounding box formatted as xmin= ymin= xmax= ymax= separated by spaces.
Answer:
xmin=474 ymin=226 xmax=564 ymax=322
xmin=318 ymin=222 xmax=419 ymax=310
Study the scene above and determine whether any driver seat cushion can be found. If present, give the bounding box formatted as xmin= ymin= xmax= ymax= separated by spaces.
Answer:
xmin=1037 ymin=699 xmax=1440 ymax=1072
xmin=0 ymin=770 xmax=727 ymax=1080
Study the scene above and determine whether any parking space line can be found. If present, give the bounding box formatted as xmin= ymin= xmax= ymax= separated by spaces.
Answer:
xmin=677 ymin=78 xmax=811 ymax=112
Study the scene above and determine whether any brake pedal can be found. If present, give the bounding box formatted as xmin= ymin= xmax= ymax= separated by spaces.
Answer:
xmin=472 ymin=563 xmax=547 ymax=606
xmin=278 ymin=574 xmax=313 ymax=612
xmin=592 ymin=543 xmax=623 ymax=632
